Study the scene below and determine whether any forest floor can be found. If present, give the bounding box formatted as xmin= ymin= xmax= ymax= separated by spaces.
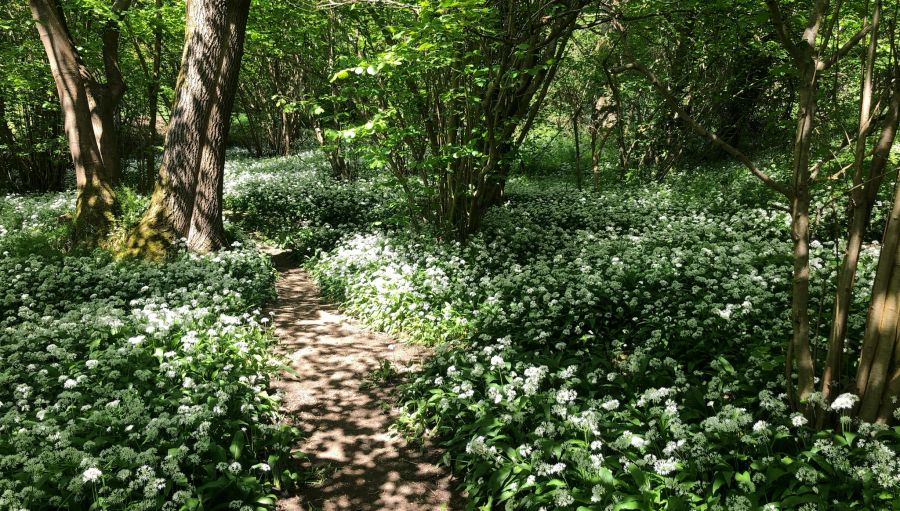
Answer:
xmin=266 ymin=252 xmax=461 ymax=511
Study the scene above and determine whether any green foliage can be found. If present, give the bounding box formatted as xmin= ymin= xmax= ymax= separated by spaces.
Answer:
xmin=224 ymin=153 xmax=397 ymax=259
xmin=298 ymin=173 xmax=898 ymax=509
xmin=0 ymin=194 xmax=299 ymax=510
xmin=330 ymin=0 xmax=592 ymax=235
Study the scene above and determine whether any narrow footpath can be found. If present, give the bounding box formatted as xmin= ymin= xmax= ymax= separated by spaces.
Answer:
xmin=267 ymin=259 xmax=461 ymax=511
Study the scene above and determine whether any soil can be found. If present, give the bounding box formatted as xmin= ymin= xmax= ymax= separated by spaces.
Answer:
xmin=266 ymin=255 xmax=462 ymax=511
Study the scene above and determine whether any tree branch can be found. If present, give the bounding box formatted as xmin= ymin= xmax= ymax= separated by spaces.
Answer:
xmin=766 ymin=0 xmax=802 ymax=64
xmin=820 ymin=24 xmax=873 ymax=70
xmin=613 ymin=58 xmax=791 ymax=198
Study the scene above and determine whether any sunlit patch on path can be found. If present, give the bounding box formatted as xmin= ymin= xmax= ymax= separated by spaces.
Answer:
xmin=266 ymin=255 xmax=461 ymax=511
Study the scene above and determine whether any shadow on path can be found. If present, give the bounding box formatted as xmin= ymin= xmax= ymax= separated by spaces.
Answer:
xmin=267 ymin=254 xmax=463 ymax=511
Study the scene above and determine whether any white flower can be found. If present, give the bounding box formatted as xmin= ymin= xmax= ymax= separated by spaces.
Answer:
xmin=228 ymin=462 xmax=242 ymax=474
xmin=790 ymin=414 xmax=808 ymax=427
xmin=591 ymin=484 xmax=605 ymax=502
xmin=553 ymin=489 xmax=574 ymax=507
xmin=555 ymin=388 xmax=577 ymax=404
xmin=752 ymin=420 xmax=769 ymax=433
xmin=601 ymin=399 xmax=619 ymax=411
xmin=82 ymin=467 xmax=103 ymax=483
xmin=489 ymin=355 xmax=505 ymax=368
xmin=85 ymin=359 xmax=99 ymax=369
xmin=653 ymin=457 xmax=677 ymax=475
xmin=830 ymin=393 xmax=859 ymax=411
xmin=63 ymin=378 xmax=77 ymax=389
xmin=128 ymin=335 xmax=145 ymax=345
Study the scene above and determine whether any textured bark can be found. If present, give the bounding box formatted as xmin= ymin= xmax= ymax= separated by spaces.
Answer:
xmin=856 ymin=174 xmax=900 ymax=423
xmin=820 ymin=3 xmax=882 ymax=408
xmin=822 ymin=37 xmax=900 ymax=418
xmin=29 ymin=0 xmax=125 ymax=242
xmin=788 ymin=63 xmax=818 ymax=404
xmin=127 ymin=0 xmax=250 ymax=256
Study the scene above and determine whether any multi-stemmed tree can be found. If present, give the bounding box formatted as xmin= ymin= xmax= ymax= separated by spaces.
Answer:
xmin=28 ymin=0 xmax=132 ymax=242
xmin=127 ymin=0 xmax=251 ymax=256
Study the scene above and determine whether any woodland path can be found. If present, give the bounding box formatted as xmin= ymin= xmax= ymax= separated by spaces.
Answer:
xmin=266 ymin=253 xmax=461 ymax=511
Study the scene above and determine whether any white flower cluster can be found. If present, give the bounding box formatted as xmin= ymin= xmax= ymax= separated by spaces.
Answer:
xmin=0 ymin=218 xmax=292 ymax=510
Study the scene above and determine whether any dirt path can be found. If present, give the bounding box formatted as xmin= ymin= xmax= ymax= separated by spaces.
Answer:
xmin=267 ymin=259 xmax=461 ymax=511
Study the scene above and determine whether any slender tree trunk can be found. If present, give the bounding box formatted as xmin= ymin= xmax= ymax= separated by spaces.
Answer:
xmin=314 ymin=120 xmax=350 ymax=180
xmin=590 ymin=94 xmax=615 ymax=192
xmin=573 ymin=110 xmax=582 ymax=189
xmin=787 ymin=63 xmax=818 ymax=406
xmin=281 ymin=109 xmax=292 ymax=156
xmin=29 ymin=0 xmax=124 ymax=242
xmin=144 ymin=0 xmax=163 ymax=191
xmin=238 ymin=89 xmax=265 ymax=157
xmin=0 ymin=96 xmax=27 ymax=187
xmin=93 ymin=7 xmax=129 ymax=185
xmin=127 ymin=0 xmax=251 ymax=256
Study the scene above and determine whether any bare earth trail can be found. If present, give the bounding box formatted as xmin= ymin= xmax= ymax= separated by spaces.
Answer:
xmin=266 ymin=258 xmax=462 ymax=511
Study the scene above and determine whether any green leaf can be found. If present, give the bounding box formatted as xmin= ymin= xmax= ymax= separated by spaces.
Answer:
xmin=613 ymin=498 xmax=643 ymax=510
xmin=230 ymin=431 xmax=246 ymax=460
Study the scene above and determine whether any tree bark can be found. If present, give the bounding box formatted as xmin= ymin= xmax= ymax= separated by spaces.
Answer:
xmin=589 ymin=94 xmax=616 ymax=192
xmin=144 ymin=0 xmax=164 ymax=191
xmin=856 ymin=168 xmax=900 ymax=423
xmin=127 ymin=0 xmax=251 ymax=256
xmin=573 ymin=110 xmax=582 ymax=189
xmin=788 ymin=63 xmax=818 ymax=405
xmin=29 ymin=0 xmax=126 ymax=242
xmin=822 ymin=18 xmax=900 ymax=417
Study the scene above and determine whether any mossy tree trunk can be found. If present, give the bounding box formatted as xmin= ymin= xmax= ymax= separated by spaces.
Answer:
xmin=127 ymin=0 xmax=250 ymax=257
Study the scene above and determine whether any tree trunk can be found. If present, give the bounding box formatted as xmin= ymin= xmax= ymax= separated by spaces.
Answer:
xmin=144 ymin=0 xmax=163 ymax=191
xmin=787 ymin=63 xmax=818 ymax=406
xmin=314 ymin=120 xmax=351 ymax=180
xmin=573 ymin=110 xmax=582 ymax=189
xmin=29 ymin=0 xmax=124 ymax=242
xmin=589 ymin=94 xmax=616 ymax=192
xmin=822 ymin=34 xmax=900 ymax=416
xmin=856 ymin=172 xmax=900 ymax=423
xmin=127 ymin=0 xmax=250 ymax=256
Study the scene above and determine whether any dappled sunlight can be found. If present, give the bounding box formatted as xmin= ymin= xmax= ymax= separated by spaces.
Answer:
xmin=267 ymin=265 xmax=460 ymax=511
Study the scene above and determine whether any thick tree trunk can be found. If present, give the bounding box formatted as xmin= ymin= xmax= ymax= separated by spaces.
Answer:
xmin=822 ymin=59 xmax=900 ymax=416
xmin=856 ymin=173 xmax=900 ymax=423
xmin=29 ymin=0 xmax=123 ymax=242
xmin=127 ymin=0 xmax=250 ymax=256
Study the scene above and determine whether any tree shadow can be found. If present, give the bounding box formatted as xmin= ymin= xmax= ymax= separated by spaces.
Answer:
xmin=267 ymin=265 xmax=465 ymax=511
